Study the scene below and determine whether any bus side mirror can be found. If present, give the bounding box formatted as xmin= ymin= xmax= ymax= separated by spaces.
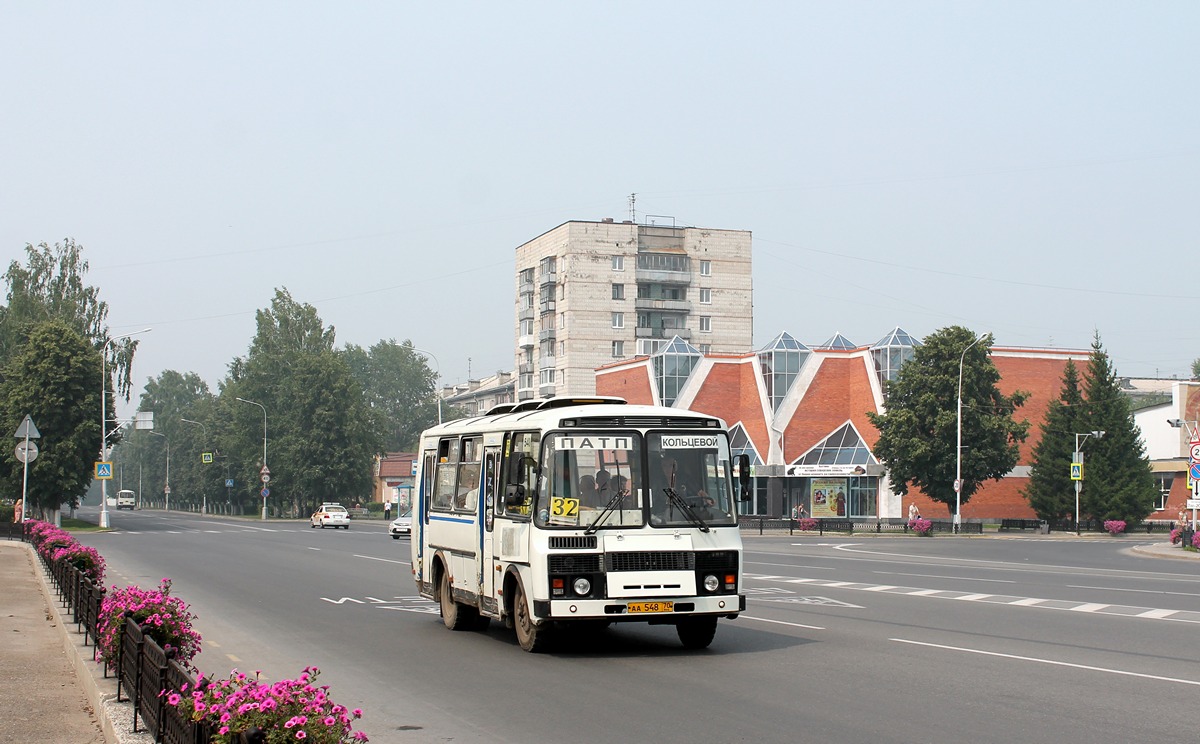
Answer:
xmin=736 ymin=454 xmax=752 ymax=501
xmin=504 ymin=484 xmax=526 ymax=507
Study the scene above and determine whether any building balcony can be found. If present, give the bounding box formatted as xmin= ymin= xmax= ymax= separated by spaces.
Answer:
xmin=634 ymin=298 xmax=692 ymax=312
xmin=539 ymin=300 xmax=556 ymax=314
xmin=539 ymin=383 xmax=557 ymax=397
xmin=519 ymin=307 xmax=535 ymax=321
xmin=518 ymin=362 xmax=534 ymax=374
xmin=635 ymin=327 xmax=691 ymax=340
xmin=635 ymin=268 xmax=690 ymax=285
xmin=539 ymin=271 xmax=557 ymax=286
xmin=538 ymin=329 xmax=557 ymax=342
xmin=518 ymin=335 xmax=535 ymax=349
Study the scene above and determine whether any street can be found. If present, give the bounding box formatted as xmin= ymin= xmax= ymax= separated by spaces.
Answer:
xmin=72 ymin=507 xmax=1200 ymax=743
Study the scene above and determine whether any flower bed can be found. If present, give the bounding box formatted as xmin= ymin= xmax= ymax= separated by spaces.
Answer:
xmin=98 ymin=578 xmax=203 ymax=667
xmin=167 ymin=667 xmax=368 ymax=743
xmin=53 ymin=542 xmax=107 ymax=584
xmin=908 ymin=518 xmax=932 ymax=536
xmin=796 ymin=517 xmax=818 ymax=532
xmin=1103 ymin=520 xmax=1126 ymax=536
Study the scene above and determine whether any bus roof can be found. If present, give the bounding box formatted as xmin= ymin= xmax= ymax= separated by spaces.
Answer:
xmin=422 ymin=396 xmax=727 ymax=438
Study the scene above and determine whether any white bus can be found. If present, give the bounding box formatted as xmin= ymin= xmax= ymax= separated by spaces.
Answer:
xmin=411 ymin=396 xmax=749 ymax=652
xmin=116 ymin=489 xmax=136 ymax=510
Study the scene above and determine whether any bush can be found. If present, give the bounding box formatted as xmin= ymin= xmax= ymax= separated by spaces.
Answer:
xmin=1103 ymin=520 xmax=1126 ymax=536
xmin=98 ymin=578 xmax=202 ymax=667
xmin=166 ymin=666 xmax=368 ymax=743
xmin=796 ymin=518 xmax=818 ymax=532
xmin=908 ymin=518 xmax=933 ymax=536
xmin=1171 ymin=527 xmax=1182 ymax=545
xmin=53 ymin=542 xmax=106 ymax=584
xmin=366 ymin=502 xmax=384 ymax=514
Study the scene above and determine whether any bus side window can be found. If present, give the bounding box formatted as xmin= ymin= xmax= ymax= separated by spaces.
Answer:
xmin=454 ymin=437 xmax=482 ymax=512
xmin=502 ymin=432 xmax=538 ymax=517
xmin=432 ymin=438 xmax=458 ymax=511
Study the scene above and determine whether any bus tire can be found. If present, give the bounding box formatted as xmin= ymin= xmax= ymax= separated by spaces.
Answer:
xmin=439 ymin=570 xmax=475 ymax=631
xmin=676 ymin=616 xmax=718 ymax=650
xmin=514 ymin=581 xmax=549 ymax=652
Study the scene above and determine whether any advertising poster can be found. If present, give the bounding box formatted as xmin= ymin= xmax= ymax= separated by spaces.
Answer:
xmin=810 ymin=478 xmax=847 ymax=518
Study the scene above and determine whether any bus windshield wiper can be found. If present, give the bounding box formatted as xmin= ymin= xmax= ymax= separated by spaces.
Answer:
xmin=584 ymin=488 xmax=627 ymax=535
xmin=662 ymin=487 xmax=710 ymax=533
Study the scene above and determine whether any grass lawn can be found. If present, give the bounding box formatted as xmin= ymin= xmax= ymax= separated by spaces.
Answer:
xmin=62 ymin=517 xmax=105 ymax=532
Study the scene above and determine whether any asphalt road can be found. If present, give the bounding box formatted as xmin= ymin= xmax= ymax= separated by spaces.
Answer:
xmin=72 ymin=506 xmax=1200 ymax=744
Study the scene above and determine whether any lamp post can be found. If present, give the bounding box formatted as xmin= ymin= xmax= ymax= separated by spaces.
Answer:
xmin=99 ymin=328 xmax=151 ymax=528
xmin=1168 ymin=418 xmax=1199 ymax=529
xmin=410 ymin=348 xmax=443 ymax=424
xmin=180 ymin=418 xmax=208 ymax=515
xmin=150 ymin=431 xmax=171 ymax=511
xmin=954 ymin=332 xmax=988 ymax=533
xmin=1073 ymin=430 xmax=1105 ymax=535
xmin=236 ymin=397 xmax=269 ymax=519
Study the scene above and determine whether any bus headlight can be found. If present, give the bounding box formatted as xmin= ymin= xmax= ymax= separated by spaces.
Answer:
xmin=573 ymin=578 xmax=592 ymax=596
xmin=703 ymin=574 xmax=720 ymax=592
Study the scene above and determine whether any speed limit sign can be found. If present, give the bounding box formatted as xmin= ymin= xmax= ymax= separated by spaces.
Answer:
xmin=261 ymin=473 xmax=271 ymax=484
xmin=1190 ymin=442 xmax=1200 ymax=462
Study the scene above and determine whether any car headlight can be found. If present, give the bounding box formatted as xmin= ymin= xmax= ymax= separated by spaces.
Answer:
xmin=573 ymin=578 xmax=591 ymax=596
xmin=703 ymin=574 xmax=720 ymax=592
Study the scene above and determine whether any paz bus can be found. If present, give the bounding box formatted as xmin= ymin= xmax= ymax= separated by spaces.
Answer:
xmin=411 ymin=396 xmax=749 ymax=652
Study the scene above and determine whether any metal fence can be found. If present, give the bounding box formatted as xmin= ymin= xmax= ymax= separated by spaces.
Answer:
xmin=737 ymin=516 xmax=983 ymax=535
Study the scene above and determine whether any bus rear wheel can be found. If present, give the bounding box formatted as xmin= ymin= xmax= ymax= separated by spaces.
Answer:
xmin=439 ymin=570 xmax=477 ymax=631
xmin=676 ymin=616 xmax=718 ymax=650
xmin=514 ymin=582 xmax=549 ymax=652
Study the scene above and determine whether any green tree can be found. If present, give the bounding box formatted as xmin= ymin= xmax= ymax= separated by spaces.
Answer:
xmin=223 ymin=289 xmax=381 ymax=516
xmin=1077 ymin=333 xmax=1156 ymax=523
xmin=866 ymin=326 xmax=1031 ymax=517
xmin=0 ymin=239 xmax=140 ymax=398
xmin=1191 ymin=357 xmax=1199 ymax=380
xmin=1023 ymin=360 xmax=1085 ymax=522
xmin=0 ymin=321 xmax=100 ymax=517
xmin=343 ymin=339 xmax=441 ymax=452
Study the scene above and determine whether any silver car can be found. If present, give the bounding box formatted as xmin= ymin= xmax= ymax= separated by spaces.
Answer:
xmin=389 ymin=509 xmax=412 ymax=539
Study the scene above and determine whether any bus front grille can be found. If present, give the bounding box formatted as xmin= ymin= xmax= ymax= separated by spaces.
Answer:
xmin=606 ymin=551 xmax=694 ymax=572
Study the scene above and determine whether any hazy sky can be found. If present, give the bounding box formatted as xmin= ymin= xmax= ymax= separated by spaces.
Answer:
xmin=4 ymin=3 xmax=1197 ymax=420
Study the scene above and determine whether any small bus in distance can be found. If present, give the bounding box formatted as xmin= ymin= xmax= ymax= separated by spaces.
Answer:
xmin=411 ymin=396 xmax=749 ymax=652
xmin=116 ymin=490 xmax=136 ymax=510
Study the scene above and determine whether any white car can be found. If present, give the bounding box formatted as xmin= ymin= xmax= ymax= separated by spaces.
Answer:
xmin=389 ymin=509 xmax=412 ymax=539
xmin=311 ymin=504 xmax=351 ymax=529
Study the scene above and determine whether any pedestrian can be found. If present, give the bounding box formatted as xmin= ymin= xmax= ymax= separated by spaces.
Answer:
xmin=12 ymin=499 xmax=22 ymax=523
xmin=384 ymin=501 xmax=392 ymax=520
xmin=908 ymin=503 xmax=920 ymax=522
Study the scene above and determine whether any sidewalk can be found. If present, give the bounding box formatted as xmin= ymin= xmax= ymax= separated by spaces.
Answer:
xmin=0 ymin=540 xmax=150 ymax=744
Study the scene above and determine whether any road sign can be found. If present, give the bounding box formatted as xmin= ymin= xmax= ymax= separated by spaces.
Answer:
xmin=261 ymin=473 xmax=270 ymax=484
xmin=1070 ymin=463 xmax=1083 ymax=481
xmin=95 ymin=462 xmax=113 ymax=479
xmin=164 ymin=484 xmax=171 ymax=494
xmin=225 ymin=478 xmax=235 ymax=488
xmin=13 ymin=415 xmax=40 ymax=440
xmin=260 ymin=487 xmax=270 ymax=497
xmin=202 ymin=452 xmax=214 ymax=464
xmin=1190 ymin=442 xmax=1200 ymax=462
xmin=15 ymin=441 xmax=38 ymax=463
xmin=260 ymin=464 xmax=270 ymax=475
xmin=1188 ymin=499 xmax=1200 ymax=510
xmin=1191 ymin=462 xmax=1200 ymax=481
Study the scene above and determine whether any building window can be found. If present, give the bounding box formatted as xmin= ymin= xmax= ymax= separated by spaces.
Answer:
xmin=519 ymin=267 xmax=534 ymax=284
xmin=699 ymin=287 xmax=711 ymax=304
xmin=699 ymin=344 xmax=711 ymax=354
xmin=540 ymin=256 xmax=557 ymax=276
xmin=612 ymin=312 xmax=624 ymax=329
xmin=520 ymin=319 xmax=534 ymax=336
xmin=699 ymin=316 xmax=711 ymax=333
xmin=612 ymin=255 xmax=624 ymax=271
xmin=612 ymin=283 xmax=624 ymax=300
xmin=700 ymin=260 xmax=711 ymax=276
xmin=559 ymin=341 xmax=565 ymax=356
xmin=519 ymin=372 xmax=534 ymax=389
xmin=559 ymin=313 xmax=566 ymax=328
xmin=1156 ymin=475 xmax=1172 ymax=511
xmin=521 ymin=292 xmax=533 ymax=310
xmin=612 ymin=340 xmax=624 ymax=357
xmin=539 ymin=368 xmax=556 ymax=385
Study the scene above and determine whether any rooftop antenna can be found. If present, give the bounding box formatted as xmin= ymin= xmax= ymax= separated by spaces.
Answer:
xmin=629 ymin=193 xmax=636 ymax=223
xmin=468 ymin=357 xmax=472 ymax=380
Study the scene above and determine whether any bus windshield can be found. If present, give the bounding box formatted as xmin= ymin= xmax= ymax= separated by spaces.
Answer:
xmin=531 ymin=430 xmax=737 ymax=529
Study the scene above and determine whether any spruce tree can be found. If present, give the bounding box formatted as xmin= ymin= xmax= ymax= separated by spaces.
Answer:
xmin=1079 ymin=333 xmax=1156 ymax=524
xmin=1024 ymin=360 xmax=1085 ymax=522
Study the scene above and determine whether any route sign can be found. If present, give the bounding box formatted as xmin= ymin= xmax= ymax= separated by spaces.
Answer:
xmin=95 ymin=462 xmax=113 ymax=479
xmin=1069 ymin=463 xmax=1083 ymax=481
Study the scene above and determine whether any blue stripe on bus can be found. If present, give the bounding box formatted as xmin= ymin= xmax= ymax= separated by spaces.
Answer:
xmin=429 ymin=514 xmax=477 ymax=525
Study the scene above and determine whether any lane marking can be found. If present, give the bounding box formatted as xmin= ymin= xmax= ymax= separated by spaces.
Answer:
xmin=1070 ymin=603 xmax=1110 ymax=613
xmin=891 ymin=638 xmax=1200 ymax=687
xmin=1068 ymin=584 xmax=1200 ymax=598
xmin=876 ymin=571 xmax=1015 ymax=583
xmin=1138 ymin=609 xmax=1178 ymax=619
xmin=956 ymin=594 xmax=993 ymax=601
xmin=307 ymin=547 xmax=321 ymax=551
xmin=353 ymin=554 xmax=409 ymax=566
xmin=742 ymin=615 xmax=825 ymax=630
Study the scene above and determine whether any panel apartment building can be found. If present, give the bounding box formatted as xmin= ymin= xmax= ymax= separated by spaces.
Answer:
xmin=514 ymin=219 xmax=752 ymax=400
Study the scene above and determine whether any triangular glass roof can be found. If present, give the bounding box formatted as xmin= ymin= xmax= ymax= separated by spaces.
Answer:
xmin=817 ymin=332 xmax=856 ymax=350
xmin=871 ymin=327 xmax=920 ymax=350
xmin=656 ymin=335 xmax=701 ymax=357
xmin=757 ymin=331 xmax=810 ymax=353
xmin=728 ymin=423 xmax=764 ymax=466
xmin=793 ymin=422 xmax=877 ymax=466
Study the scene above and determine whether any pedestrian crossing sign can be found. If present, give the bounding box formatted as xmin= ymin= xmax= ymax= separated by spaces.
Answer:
xmin=1070 ymin=463 xmax=1083 ymax=481
xmin=202 ymin=452 xmax=213 ymax=464
xmin=95 ymin=462 xmax=113 ymax=479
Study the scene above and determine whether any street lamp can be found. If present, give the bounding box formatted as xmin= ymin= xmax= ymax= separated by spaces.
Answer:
xmin=955 ymin=332 xmax=988 ymax=533
xmin=1073 ymin=430 xmax=1105 ymax=535
xmin=99 ymin=328 xmax=151 ymax=528
xmin=235 ymin=397 xmax=269 ymax=520
xmin=410 ymin=348 xmax=443 ymax=424
xmin=150 ymin=431 xmax=171 ymax=511
xmin=1168 ymin=419 xmax=1199 ymax=528
xmin=180 ymin=418 xmax=208 ymax=515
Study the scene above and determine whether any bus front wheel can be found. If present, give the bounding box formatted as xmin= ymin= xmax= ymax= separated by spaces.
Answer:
xmin=676 ymin=616 xmax=718 ymax=650
xmin=514 ymin=582 xmax=549 ymax=652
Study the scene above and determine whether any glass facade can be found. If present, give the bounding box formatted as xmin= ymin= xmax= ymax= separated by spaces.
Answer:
xmin=651 ymin=335 xmax=701 ymax=407
xmin=870 ymin=327 xmax=920 ymax=389
xmin=758 ymin=332 xmax=809 ymax=412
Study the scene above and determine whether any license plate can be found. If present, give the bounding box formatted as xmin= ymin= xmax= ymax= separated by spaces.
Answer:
xmin=627 ymin=601 xmax=673 ymax=614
